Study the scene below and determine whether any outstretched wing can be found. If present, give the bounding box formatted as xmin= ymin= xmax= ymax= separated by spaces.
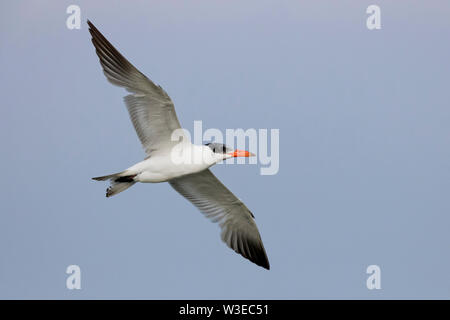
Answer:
xmin=88 ymin=20 xmax=182 ymax=155
xmin=169 ymin=169 xmax=270 ymax=269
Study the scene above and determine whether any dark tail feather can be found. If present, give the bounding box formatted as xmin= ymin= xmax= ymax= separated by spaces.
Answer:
xmin=92 ymin=172 xmax=123 ymax=181
xmin=92 ymin=172 xmax=137 ymax=197
xmin=106 ymin=180 xmax=136 ymax=197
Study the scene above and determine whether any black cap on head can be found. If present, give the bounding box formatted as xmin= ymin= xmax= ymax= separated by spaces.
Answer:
xmin=204 ymin=143 xmax=231 ymax=154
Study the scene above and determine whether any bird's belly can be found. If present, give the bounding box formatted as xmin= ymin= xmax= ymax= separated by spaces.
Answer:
xmin=136 ymin=171 xmax=172 ymax=183
xmin=134 ymin=157 xmax=211 ymax=183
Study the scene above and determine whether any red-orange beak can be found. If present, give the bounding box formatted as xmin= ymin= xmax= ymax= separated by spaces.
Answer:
xmin=228 ymin=150 xmax=256 ymax=157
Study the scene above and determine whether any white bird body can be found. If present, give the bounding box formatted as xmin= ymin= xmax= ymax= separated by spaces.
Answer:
xmin=88 ymin=21 xmax=270 ymax=269
xmin=126 ymin=144 xmax=221 ymax=183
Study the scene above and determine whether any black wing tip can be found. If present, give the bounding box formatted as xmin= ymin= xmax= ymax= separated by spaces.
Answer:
xmin=87 ymin=20 xmax=103 ymax=40
xmin=237 ymin=239 xmax=270 ymax=270
xmin=87 ymin=20 xmax=95 ymax=33
xmin=87 ymin=21 xmax=99 ymax=43
xmin=262 ymin=258 xmax=270 ymax=270
xmin=87 ymin=20 xmax=101 ymax=40
xmin=248 ymin=239 xmax=270 ymax=270
xmin=87 ymin=19 xmax=94 ymax=29
xmin=257 ymin=260 xmax=270 ymax=270
xmin=252 ymin=251 xmax=270 ymax=270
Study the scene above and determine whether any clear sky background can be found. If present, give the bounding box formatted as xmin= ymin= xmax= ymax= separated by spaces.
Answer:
xmin=1 ymin=1 xmax=449 ymax=299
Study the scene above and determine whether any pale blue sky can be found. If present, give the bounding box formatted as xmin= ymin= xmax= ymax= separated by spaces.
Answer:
xmin=1 ymin=0 xmax=449 ymax=299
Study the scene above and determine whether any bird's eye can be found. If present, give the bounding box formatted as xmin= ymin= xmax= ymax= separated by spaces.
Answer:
xmin=222 ymin=146 xmax=227 ymax=153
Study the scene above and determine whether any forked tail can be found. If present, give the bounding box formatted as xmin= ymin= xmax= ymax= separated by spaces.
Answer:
xmin=92 ymin=171 xmax=137 ymax=197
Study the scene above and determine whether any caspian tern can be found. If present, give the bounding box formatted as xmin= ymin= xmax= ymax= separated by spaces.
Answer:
xmin=88 ymin=21 xmax=270 ymax=270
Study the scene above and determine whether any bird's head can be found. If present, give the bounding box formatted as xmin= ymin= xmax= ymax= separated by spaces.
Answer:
xmin=205 ymin=143 xmax=255 ymax=162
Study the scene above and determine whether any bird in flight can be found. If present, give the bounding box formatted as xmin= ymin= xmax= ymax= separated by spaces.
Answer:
xmin=88 ymin=21 xmax=269 ymax=270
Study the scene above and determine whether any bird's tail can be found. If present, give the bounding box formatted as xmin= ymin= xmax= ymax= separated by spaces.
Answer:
xmin=92 ymin=171 xmax=137 ymax=197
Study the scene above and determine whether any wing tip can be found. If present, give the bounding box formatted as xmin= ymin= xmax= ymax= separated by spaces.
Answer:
xmin=236 ymin=236 xmax=270 ymax=270
xmin=253 ymin=248 xmax=270 ymax=270
xmin=87 ymin=19 xmax=94 ymax=29
xmin=87 ymin=20 xmax=96 ymax=35
xmin=257 ymin=259 xmax=270 ymax=270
